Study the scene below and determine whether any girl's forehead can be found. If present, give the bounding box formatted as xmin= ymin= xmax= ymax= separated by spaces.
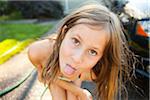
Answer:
xmin=72 ymin=18 xmax=110 ymax=31
xmin=68 ymin=18 xmax=110 ymax=36
xmin=75 ymin=18 xmax=94 ymax=23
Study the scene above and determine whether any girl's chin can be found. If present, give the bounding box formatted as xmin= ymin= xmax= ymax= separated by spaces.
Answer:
xmin=61 ymin=71 xmax=79 ymax=81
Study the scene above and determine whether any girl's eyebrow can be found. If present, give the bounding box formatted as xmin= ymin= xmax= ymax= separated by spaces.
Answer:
xmin=76 ymin=34 xmax=101 ymax=51
xmin=76 ymin=34 xmax=83 ymax=42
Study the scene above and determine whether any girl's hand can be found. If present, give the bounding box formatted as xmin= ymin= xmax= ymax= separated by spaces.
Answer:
xmin=56 ymin=78 xmax=93 ymax=100
xmin=79 ymin=89 xmax=93 ymax=100
xmin=49 ymin=83 xmax=67 ymax=100
xmin=66 ymin=78 xmax=81 ymax=100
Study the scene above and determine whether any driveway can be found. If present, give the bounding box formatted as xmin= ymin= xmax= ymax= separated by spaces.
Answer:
xmin=0 ymin=48 xmax=52 ymax=100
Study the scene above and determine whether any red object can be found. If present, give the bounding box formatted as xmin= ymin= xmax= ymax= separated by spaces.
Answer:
xmin=137 ymin=23 xmax=148 ymax=37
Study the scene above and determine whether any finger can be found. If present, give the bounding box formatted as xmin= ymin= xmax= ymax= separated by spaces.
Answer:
xmin=73 ymin=78 xmax=82 ymax=87
xmin=82 ymin=89 xmax=93 ymax=100
xmin=49 ymin=83 xmax=67 ymax=100
xmin=67 ymin=91 xmax=78 ymax=100
xmin=56 ymin=79 xmax=93 ymax=100
xmin=55 ymin=79 xmax=82 ymax=96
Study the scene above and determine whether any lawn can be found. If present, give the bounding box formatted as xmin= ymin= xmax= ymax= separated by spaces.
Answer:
xmin=0 ymin=23 xmax=53 ymax=64
xmin=0 ymin=23 xmax=53 ymax=41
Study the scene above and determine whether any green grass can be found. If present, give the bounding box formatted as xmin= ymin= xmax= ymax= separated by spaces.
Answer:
xmin=0 ymin=23 xmax=53 ymax=64
xmin=0 ymin=23 xmax=53 ymax=41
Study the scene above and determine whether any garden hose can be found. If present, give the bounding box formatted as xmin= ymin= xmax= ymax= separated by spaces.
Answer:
xmin=40 ymin=85 xmax=48 ymax=100
xmin=0 ymin=68 xmax=35 ymax=97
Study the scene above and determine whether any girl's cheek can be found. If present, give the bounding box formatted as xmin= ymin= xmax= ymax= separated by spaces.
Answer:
xmin=62 ymin=40 xmax=74 ymax=54
xmin=85 ymin=59 xmax=99 ymax=69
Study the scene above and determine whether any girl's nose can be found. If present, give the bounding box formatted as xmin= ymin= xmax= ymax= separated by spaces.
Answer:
xmin=71 ymin=49 xmax=84 ymax=64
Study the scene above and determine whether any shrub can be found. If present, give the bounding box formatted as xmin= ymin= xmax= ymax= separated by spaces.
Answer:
xmin=9 ymin=1 xmax=64 ymax=19
xmin=0 ymin=1 xmax=9 ymax=16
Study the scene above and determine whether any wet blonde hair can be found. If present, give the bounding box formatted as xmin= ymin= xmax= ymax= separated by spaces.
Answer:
xmin=42 ymin=3 xmax=136 ymax=100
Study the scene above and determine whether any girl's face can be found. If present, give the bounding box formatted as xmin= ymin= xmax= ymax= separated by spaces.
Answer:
xmin=59 ymin=21 xmax=108 ymax=81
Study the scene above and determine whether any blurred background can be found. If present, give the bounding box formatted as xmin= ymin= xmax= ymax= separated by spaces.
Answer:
xmin=0 ymin=0 xmax=149 ymax=100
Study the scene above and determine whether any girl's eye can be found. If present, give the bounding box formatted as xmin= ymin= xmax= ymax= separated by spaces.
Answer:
xmin=72 ymin=38 xmax=80 ymax=46
xmin=88 ymin=50 xmax=97 ymax=56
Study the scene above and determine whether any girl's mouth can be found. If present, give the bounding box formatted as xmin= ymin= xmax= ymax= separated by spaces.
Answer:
xmin=64 ymin=64 xmax=77 ymax=75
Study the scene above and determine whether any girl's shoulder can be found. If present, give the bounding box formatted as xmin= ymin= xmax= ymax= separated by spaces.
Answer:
xmin=28 ymin=34 xmax=57 ymax=67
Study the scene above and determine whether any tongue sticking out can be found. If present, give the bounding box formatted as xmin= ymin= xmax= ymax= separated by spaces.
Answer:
xmin=64 ymin=64 xmax=76 ymax=75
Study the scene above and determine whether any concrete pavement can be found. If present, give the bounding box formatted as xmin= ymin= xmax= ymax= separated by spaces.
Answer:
xmin=0 ymin=48 xmax=52 ymax=100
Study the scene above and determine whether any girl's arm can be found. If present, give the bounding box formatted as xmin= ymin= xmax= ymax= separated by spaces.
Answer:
xmin=28 ymin=39 xmax=67 ymax=100
xmin=28 ymin=39 xmax=54 ymax=82
xmin=49 ymin=83 xmax=67 ymax=100
xmin=56 ymin=78 xmax=93 ymax=100
xmin=66 ymin=78 xmax=81 ymax=100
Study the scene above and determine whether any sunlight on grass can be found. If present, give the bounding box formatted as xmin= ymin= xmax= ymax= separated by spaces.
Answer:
xmin=0 ymin=23 xmax=52 ymax=41
xmin=0 ymin=39 xmax=34 ymax=64
xmin=0 ymin=23 xmax=53 ymax=64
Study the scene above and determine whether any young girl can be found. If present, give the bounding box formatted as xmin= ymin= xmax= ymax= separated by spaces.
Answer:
xmin=28 ymin=3 xmax=136 ymax=100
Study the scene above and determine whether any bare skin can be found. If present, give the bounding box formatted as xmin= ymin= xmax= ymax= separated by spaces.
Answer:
xmin=28 ymin=39 xmax=93 ymax=100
